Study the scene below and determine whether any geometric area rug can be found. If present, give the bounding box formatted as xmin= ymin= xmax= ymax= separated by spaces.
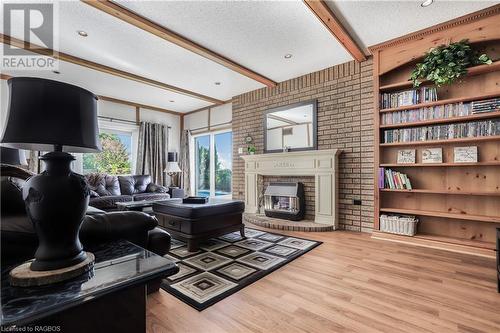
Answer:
xmin=161 ymin=228 xmax=322 ymax=311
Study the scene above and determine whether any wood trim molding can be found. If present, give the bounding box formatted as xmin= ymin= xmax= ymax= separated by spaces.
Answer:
xmin=81 ymin=0 xmax=277 ymax=87
xmin=0 ymin=74 xmax=12 ymax=80
xmin=303 ymin=0 xmax=366 ymax=62
xmin=369 ymin=4 xmax=500 ymax=51
xmin=0 ymin=33 xmax=223 ymax=105
xmin=135 ymin=106 xmax=140 ymax=123
xmin=96 ymin=95 xmax=180 ymax=115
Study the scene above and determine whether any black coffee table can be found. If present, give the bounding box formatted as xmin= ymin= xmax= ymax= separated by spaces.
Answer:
xmin=1 ymin=240 xmax=178 ymax=332
xmin=153 ymin=198 xmax=245 ymax=251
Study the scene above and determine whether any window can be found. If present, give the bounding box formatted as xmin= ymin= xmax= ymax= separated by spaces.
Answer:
xmin=193 ymin=130 xmax=232 ymax=197
xmin=82 ymin=126 xmax=136 ymax=175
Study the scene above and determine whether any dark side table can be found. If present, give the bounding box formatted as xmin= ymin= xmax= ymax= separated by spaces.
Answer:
xmin=1 ymin=240 xmax=178 ymax=332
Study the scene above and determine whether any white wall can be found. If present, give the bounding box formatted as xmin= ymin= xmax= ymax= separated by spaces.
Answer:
xmin=183 ymin=102 xmax=232 ymax=131
xmin=98 ymin=100 xmax=136 ymax=121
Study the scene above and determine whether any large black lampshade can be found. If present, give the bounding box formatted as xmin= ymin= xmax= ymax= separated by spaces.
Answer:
xmin=1 ymin=77 xmax=100 ymax=278
xmin=1 ymin=77 xmax=101 ymax=152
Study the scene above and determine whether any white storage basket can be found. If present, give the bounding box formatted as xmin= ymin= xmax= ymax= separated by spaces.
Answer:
xmin=379 ymin=215 xmax=418 ymax=236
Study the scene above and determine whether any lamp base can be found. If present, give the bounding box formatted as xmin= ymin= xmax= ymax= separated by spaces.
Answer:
xmin=10 ymin=252 xmax=95 ymax=287
xmin=23 ymin=151 xmax=90 ymax=271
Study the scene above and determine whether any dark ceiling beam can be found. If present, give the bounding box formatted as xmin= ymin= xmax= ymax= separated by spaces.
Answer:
xmin=0 ymin=33 xmax=223 ymax=105
xmin=303 ymin=0 xmax=366 ymax=62
xmin=81 ymin=0 xmax=277 ymax=87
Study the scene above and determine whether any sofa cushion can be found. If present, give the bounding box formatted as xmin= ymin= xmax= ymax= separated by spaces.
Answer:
xmin=153 ymin=198 xmax=245 ymax=219
xmin=80 ymin=211 xmax=158 ymax=249
xmin=146 ymin=183 xmax=168 ymax=193
xmin=86 ymin=206 xmax=106 ymax=215
xmin=89 ymin=195 xmax=133 ymax=210
xmin=86 ymin=173 xmax=121 ymax=196
xmin=0 ymin=177 xmax=26 ymax=216
xmin=118 ymin=175 xmax=151 ymax=195
xmin=133 ymin=193 xmax=170 ymax=202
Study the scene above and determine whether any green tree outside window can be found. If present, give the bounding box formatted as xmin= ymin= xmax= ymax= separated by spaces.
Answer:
xmin=83 ymin=133 xmax=131 ymax=174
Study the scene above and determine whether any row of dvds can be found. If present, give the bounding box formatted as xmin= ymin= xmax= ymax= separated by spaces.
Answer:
xmin=380 ymin=102 xmax=473 ymax=125
xmin=472 ymin=98 xmax=500 ymax=113
xmin=383 ymin=119 xmax=500 ymax=143
xmin=380 ymin=87 xmax=438 ymax=109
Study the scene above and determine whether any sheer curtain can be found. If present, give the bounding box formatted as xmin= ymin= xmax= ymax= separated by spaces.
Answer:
xmin=136 ymin=122 xmax=168 ymax=185
xmin=179 ymin=129 xmax=191 ymax=195
xmin=28 ymin=150 xmax=40 ymax=173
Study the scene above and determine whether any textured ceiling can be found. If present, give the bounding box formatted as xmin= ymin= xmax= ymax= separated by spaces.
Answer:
xmin=116 ymin=0 xmax=354 ymax=83
xmin=1 ymin=0 xmax=498 ymax=113
xmin=326 ymin=0 xmax=498 ymax=49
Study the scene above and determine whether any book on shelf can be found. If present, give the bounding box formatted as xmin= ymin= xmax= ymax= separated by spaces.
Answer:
xmin=383 ymin=119 xmax=500 ymax=143
xmin=380 ymin=87 xmax=437 ymax=109
xmin=471 ymin=98 xmax=500 ymax=114
xmin=381 ymin=101 xmax=473 ymax=125
xmin=380 ymin=168 xmax=412 ymax=190
xmin=381 ymin=97 xmax=500 ymax=125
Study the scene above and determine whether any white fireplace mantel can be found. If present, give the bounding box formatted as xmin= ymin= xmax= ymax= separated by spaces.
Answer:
xmin=241 ymin=149 xmax=341 ymax=229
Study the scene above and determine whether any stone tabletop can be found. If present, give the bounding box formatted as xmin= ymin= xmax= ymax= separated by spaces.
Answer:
xmin=1 ymin=240 xmax=178 ymax=327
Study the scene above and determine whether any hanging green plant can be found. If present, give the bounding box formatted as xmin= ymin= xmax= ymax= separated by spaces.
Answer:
xmin=409 ymin=39 xmax=492 ymax=87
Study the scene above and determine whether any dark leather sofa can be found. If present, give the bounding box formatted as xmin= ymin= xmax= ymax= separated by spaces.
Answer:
xmin=86 ymin=173 xmax=170 ymax=211
xmin=1 ymin=166 xmax=172 ymax=292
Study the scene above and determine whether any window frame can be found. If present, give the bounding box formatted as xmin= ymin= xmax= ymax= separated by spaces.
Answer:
xmin=74 ymin=119 xmax=139 ymax=175
xmin=190 ymin=128 xmax=232 ymax=198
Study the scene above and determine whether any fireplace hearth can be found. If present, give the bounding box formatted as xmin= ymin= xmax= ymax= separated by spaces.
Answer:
xmin=264 ymin=182 xmax=305 ymax=221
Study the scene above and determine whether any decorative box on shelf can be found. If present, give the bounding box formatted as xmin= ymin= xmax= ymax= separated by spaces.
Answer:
xmin=379 ymin=215 xmax=419 ymax=236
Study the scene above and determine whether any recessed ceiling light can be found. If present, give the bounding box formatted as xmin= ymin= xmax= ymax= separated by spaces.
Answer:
xmin=52 ymin=70 xmax=60 ymax=74
xmin=169 ymin=100 xmax=175 ymax=103
xmin=284 ymin=54 xmax=293 ymax=59
xmin=420 ymin=0 xmax=433 ymax=7
xmin=214 ymin=82 xmax=221 ymax=85
xmin=77 ymin=30 xmax=88 ymax=37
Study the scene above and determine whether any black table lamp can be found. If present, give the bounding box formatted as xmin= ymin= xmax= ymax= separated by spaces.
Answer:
xmin=1 ymin=77 xmax=101 ymax=279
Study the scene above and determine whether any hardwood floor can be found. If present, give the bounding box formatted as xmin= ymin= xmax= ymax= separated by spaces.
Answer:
xmin=146 ymin=228 xmax=500 ymax=333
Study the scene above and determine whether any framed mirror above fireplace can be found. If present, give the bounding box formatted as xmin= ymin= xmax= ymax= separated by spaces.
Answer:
xmin=264 ymin=100 xmax=317 ymax=153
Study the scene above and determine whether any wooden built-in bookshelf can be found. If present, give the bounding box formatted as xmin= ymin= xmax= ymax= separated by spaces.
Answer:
xmin=370 ymin=5 xmax=500 ymax=258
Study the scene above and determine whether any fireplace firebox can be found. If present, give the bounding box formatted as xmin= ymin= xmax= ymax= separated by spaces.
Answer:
xmin=264 ymin=182 xmax=305 ymax=221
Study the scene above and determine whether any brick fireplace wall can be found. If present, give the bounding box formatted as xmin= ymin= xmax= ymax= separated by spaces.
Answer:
xmin=232 ymin=59 xmax=374 ymax=232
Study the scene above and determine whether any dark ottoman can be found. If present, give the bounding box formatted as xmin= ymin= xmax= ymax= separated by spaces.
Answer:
xmin=153 ymin=198 xmax=245 ymax=251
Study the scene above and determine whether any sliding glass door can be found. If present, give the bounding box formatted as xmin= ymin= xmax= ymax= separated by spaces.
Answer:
xmin=194 ymin=130 xmax=232 ymax=198
xmin=195 ymin=135 xmax=211 ymax=197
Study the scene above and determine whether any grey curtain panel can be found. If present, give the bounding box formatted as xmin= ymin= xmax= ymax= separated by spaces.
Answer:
xmin=136 ymin=122 xmax=168 ymax=186
xmin=179 ymin=129 xmax=191 ymax=195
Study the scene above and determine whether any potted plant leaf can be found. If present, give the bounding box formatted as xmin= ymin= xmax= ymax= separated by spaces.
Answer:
xmin=410 ymin=39 xmax=492 ymax=87
xmin=247 ymin=145 xmax=256 ymax=155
